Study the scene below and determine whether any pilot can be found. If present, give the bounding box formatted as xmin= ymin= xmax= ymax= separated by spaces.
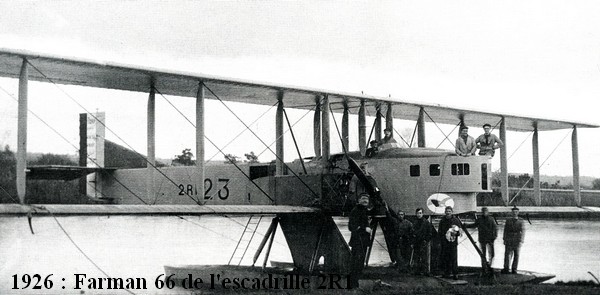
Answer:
xmin=412 ymin=208 xmax=433 ymax=276
xmin=379 ymin=127 xmax=397 ymax=145
xmin=348 ymin=193 xmax=372 ymax=289
xmin=465 ymin=207 xmax=497 ymax=273
xmin=476 ymin=123 xmax=504 ymax=157
xmin=366 ymin=140 xmax=379 ymax=158
xmin=502 ymin=206 xmax=525 ymax=274
xmin=455 ymin=126 xmax=477 ymax=157
xmin=438 ymin=206 xmax=462 ymax=279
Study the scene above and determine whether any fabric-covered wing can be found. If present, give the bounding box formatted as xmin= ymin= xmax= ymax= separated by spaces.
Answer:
xmin=0 ymin=48 xmax=596 ymax=132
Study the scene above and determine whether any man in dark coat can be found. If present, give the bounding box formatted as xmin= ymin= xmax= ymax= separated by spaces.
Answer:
xmin=438 ymin=206 xmax=462 ymax=279
xmin=466 ymin=207 xmax=497 ymax=271
xmin=393 ymin=210 xmax=414 ymax=271
xmin=412 ymin=208 xmax=433 ymax=275
xmin=502 ymin=207 xmax=525 ymax=274
xmin=348 ymin=193 xmax=372 ymax=288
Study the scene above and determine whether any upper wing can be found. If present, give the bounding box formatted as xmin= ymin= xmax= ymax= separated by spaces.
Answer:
xmin=0 ymin=48 xmax=596 ymax=132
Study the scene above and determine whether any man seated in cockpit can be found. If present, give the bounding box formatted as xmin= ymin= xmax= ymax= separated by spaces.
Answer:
xmin=378 ymin=128 xmax=400 ymax=151
xmin=366 ymin=140 xmax=379 ymax=157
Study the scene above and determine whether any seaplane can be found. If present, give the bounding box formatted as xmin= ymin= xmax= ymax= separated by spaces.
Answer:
xmin=0 ymin=48 xmax=594 ymax=288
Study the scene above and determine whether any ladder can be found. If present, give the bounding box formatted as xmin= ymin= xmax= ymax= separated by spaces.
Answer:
xmin=228 ymin=215 xmax=262 ymax=266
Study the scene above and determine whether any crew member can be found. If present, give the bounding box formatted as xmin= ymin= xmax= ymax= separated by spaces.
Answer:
xmin=412 ymin=208 xmax=433 ymax=276
xmin=348 ymin=193 xmax=372 ymax=289
xmin=380 ymin=128 xmax=397 ymax=145
xmin=366 ymin=140 xmax=379 ymax=158
xmin=438 ymin=206 xmax=462 ymax=279
xmin=455 ymin=126 xmax=477 ymax=157
xmin=476 ymin=123 xmax=504 ymax=157
xmin=502 ymin=206 xmax=525 ymax=274
xmin=465 ymin=207 xmax=497 ymax=273
xmin=393 ymin=210 xmax=414 ymax=271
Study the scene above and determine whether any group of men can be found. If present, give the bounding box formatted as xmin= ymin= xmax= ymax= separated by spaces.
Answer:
xmin=456 ymin=123 xmax=504 ymax=157
xmin=348 ymin=196 xmax=526 ymax=287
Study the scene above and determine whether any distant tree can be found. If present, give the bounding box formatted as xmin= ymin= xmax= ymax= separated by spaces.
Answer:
xmin=244 ymin=151 xmax=259 ymax=163
xmin=224 ymin=154 xmax=239 ymax=164
xmin=32 ymin=153 xmax=77 ymax=166
xmin=172 ymin=148 xmax=195 ymax=166
xmin=592 ymin=179 xmax=600 ymax=190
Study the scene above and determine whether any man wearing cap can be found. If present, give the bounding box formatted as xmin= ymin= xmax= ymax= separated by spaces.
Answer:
xmin=466 ymin=207 xmax=498 ymax=272
xmin=366 ymin=140 xmax=379 ymax=158
xmin=348 ymin=193 xmax=372 ymax=289
xmin=438 ymin=206 xmax=462 ymax=279
xmin=502 ymin=207 xmax=525 ymax=274
xmin=455 ymin=126 xmax=477 ymax=157
xmin=476 ymin=123 xmax=504 ymax=157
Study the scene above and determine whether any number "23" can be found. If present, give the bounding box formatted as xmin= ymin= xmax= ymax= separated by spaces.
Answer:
xmin=177 ymin=178 xmax=230 ymax=200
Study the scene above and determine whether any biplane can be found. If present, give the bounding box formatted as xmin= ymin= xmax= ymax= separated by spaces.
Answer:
xmin=0 ymin=48 xmax=596 ymax=276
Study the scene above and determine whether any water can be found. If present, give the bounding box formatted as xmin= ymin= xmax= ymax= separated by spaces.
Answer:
xmin=1 ymin=216 xmax=599 ymax=294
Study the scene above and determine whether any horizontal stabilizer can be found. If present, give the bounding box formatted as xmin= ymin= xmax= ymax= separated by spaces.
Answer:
xmin=26 ymin=165 xmax=116 ymax=181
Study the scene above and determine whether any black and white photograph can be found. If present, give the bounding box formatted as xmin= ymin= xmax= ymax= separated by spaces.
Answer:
xmin=0 ymin=1 xmax=599 ymax=294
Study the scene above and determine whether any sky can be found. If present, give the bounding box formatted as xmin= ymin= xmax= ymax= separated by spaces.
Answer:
xmin=0 ymin=1 xmax=599 ymax=178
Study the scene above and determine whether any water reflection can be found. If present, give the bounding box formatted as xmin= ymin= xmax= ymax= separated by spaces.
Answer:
xmin=0 ymin=216 xmax=598 ymax=294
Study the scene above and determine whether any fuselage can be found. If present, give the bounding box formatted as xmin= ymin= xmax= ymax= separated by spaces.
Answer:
xmin=102 ymin=147 xmax=491 ymax=215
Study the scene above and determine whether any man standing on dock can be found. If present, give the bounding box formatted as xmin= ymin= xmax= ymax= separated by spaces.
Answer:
xmin=348 ymin=193 xmax=372 ymax=289
xmin=466 ymin=207 xmax=497 ymax=272
xmin=438 ymin=206 xmax=462 ymax=279
xmin=412 ymin=208 xmax=433 ymax=276
xmin=502 ymin=207 xmax=525 ymax=274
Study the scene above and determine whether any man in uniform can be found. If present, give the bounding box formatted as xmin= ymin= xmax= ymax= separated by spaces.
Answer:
xmin=348 ymin=193 xmax=372 ymax=289
xmin=476 ymin=123 xmax=504 ymax=157
xmin=455 ymin=126 xmax=477 ymax=157
xmin=412 ymin=208 xmax=433 ymax=276
xmin=466 ymin=207 xmax=497 ymax=273
xmin=438 ymin=206 xmax=462 ymax=279
xmin=393 ymin=210 xmax=414 ymax=271
xmin=502 ymin=207 xmax=525 ymax=274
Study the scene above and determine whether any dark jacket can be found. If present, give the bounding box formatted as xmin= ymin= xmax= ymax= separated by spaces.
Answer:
xmin=394 ymin=218 xmax=414 ymax=244
xmin=349 ymin=205 xmax=370 ymax=248
xmin=503 ymin=218 xmax=525 ymax=246
xmin=413 ymin=217 xmax=433 ymax=244
xmin=439 ymin=216 xmax=461 ymax=244
xmin=466 ymin=216 xmax=497 ymax=243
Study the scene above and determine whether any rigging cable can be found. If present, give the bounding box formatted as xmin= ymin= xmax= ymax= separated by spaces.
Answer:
xmin=508 ymin=129 xmax=573 ymax=204
xmin=203 ymin=84 xmax=320 ymax=200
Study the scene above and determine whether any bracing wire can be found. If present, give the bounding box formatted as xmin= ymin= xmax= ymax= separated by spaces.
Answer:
xmin=509 ymin=129 xmax=573 ymax=204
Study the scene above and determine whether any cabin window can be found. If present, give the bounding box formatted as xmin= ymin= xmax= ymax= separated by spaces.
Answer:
xmin=249 ymin=164 xmax=275 ymax=180
xmin=451 ymin=163 xmax=470 ymax=176
xmin=481 ymin=163 xmax=488 ymax=190
xmin=410 ymin=165 xmax=420 ymax=177
xmin=429 ymin=164 xmax=441 ymax=176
